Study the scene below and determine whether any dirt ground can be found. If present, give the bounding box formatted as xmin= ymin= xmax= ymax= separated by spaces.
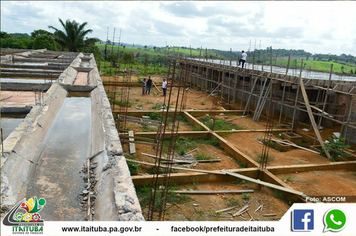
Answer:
xmin=277 ymin=170 xmax=356 ymax=197
xmin=105 ymin=75 xmax=356 ymax=221
xmin=144 ymin=182 xmax=290 ymax=221
xmin=124 ymin=142 xmax=242 ymax=174
xmin=224 ymin=132 xmax=333 ymax=166
xmin=1 ymin=91 xmax=36 ymax=106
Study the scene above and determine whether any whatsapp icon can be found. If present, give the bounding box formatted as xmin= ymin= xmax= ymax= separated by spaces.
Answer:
xmin=323 ymin=209 xmax=346 ymax=232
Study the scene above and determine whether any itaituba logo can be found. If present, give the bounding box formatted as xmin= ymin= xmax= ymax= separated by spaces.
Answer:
xmin=3 ymin=197 xmax=46 ymax=234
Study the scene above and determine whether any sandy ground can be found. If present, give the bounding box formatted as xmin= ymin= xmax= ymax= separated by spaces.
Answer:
xmin=277 ymin=170 xmax=356 ymax=197
xmin=1 ymin=91 xmax=36 ymax=105
xmin=145 ymin=182 xmax=290 ymax=221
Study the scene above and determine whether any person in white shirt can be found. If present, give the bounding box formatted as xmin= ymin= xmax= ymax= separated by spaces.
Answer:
xmin=238 ymin=50 xmax=247 ymax=68
xmin=162 ymin=79 xmax=167 ymax=96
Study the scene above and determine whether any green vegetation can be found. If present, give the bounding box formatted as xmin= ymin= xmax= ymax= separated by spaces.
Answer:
xmin=323 ymin=135 xmax=352 ymax=161
xmin=112 ymin=100 xmax=132 ymax=107
xmin=135 ymin=185 xmax=191 ymax=209
xmin=226 ymin=198 xmax=240 ymax=207
xmin=232 ymin=179 xmax=247 ymax=184
xmin=49 ymin=18 xmax=99 ymax=52
xmin=273 ymin=189 xmax=294 ymax=206
xmin=124 ymin=153 xmax=140 ymax=175
xmin=199 ymin=116 xmax=241 ymax=131
xmin=242 ymin=193 xmax=250 ymax=200
xmin=194 ymin=152 xmax=213 ymax=160
xmin=261 ymin=138 xmax=282 ymax=152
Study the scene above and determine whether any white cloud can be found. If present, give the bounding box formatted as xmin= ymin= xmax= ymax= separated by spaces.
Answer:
xmin=1 ymin=1 xmax=355 ymax=55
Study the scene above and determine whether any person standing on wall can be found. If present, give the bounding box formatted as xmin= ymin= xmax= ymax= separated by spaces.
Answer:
xmin=238 ymin=50 xmax=247 ymax=68
xmin=162 ymin=78 xmax=167 ymax=96
xmin=145 ymin=76 xmax=152 ymax=95
xmin=142 ymin=78 xmax=146 ymax=95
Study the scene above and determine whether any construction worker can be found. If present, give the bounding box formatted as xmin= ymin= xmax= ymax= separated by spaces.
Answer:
xmin=238 ymin=50 xmax=247 ymax=68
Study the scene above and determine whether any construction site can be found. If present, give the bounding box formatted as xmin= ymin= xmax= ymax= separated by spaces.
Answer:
xmin=1 ymin=48 xmax=356 ymax=222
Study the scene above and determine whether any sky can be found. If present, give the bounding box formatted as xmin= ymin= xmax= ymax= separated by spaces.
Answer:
xmin=1 ymin=1 xmax=356 ymax=56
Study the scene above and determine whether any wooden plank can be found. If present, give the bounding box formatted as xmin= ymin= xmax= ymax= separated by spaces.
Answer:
xmin=152 ymin=81 xmax=162 ymax=92
xmin=126 ymin=159 xmax=223 ymax=175
xmin=215 ymin=205 xmax=239 ymax=213
xmin=128 ymin=131 xmax=136 ymax=154
xmin=174 ymin=190 xmax=254 ymax=194
xmin=299 ymin=75 xmax=331 ymax=159
xmin=233 ymin=205 xmax=249 ymax=217
xmin=221 ymin=170 xmax=305 ymax=196
xmin=269 ymin=138 xmax=320 ymax=154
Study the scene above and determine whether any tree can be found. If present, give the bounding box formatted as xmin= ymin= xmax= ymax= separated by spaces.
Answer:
xmin=323 ymin=135 xmax=352 ymax=161
xmin=48 ymin=18 xmax=99 ymax=52
xmin=31 ymin=29 xmax=52 ymax=39
xmin=123 ymin=52 xmax=133 ymax=68
xmin=32 ymin=34 xmax=58 ymax=50
xmin=0 ymin=31 xmax=11 ymax=39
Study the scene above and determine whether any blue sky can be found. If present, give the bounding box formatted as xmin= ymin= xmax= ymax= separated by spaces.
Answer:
xmin=1 ymin=1 xmax=356 ymax=55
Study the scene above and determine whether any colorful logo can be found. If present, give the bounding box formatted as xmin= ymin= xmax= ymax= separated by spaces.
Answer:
xmin=323 ymin=208 xmax=346 ymax=232
xmin=292 ymin=209 xmax=314 ymax=231
xmin=3 ymin=197 xmax=46 ymax=234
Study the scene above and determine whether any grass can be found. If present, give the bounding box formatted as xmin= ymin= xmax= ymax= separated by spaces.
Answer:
xmin=151 ymin=102 xmax=166 ymax=110
xmin=112 ymin=100 xmax=133 ymax=107
xmin=226 ymin=198 xmax=240 ymax=208
xmin=135 ymin=185 xmax=192 ymax=209
xmin=199 ymin=116 xmax=241 ymax=131
xmin=232 ymin=179 xmax=247 ymax=184
xmin=194 ymin=152 xmax=213 ymax=160
xmin=261 ymin=138 xmax=282 ymax=152
xmin=256 ymin=154 xmax=275 ymax=164
xmin=273 ymin=189 xmax=295 ymax=206
xmin=141 ymin=124 xmax=157 ymax=132
xmin=124 ymin=154 xmax=140 ymax=175
xmin=242 ymin=193 xmax=250 ymax=200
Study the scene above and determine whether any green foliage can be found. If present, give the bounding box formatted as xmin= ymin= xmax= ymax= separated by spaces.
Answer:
xmin=194 ymin=152 xmax=213 ymax=160
xmin=149 ymin=112 xmax=161 ymax=120
xmin=113 ymin=100 xmax=132 ymax=107
xmin=196 ymin=137 xmax=220 ymax=146
xmin=323 ymin=135 xmax=352 ymax=161
xmin=261 ymin=138 xmax=281 ymax=151
xmin=126 ymin=161 xmax=140 ymax=175
xmin=226 ymin=198 xmax=240 ymax=207
xmin=31 ymin=29 xmax=52 ymax=39
xmin=49 ymin=18 xmax=99 ymax=52
xmin=1 ymin=37 xmax=33 ymax=49
xmin=32 ymin=34 xmax=58 ymax=50
xmin=242 ymin=193 xmax=250 ymax=200
xmin=200 ymin=116 xmax=241 ymax=131
xmin=151 ymin=102 xmax=166 ymax=110
xmin=232 ymin=179 xmax=247 ymax=184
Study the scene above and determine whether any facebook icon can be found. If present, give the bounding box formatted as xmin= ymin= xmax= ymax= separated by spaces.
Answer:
xmin=292 ymin=209 xmax=314 ymax=231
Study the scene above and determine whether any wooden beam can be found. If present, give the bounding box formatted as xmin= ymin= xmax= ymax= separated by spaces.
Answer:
xmin=128 ymin=131 xmax=136 ymax=154
xmin=126 ymin=159 xmax=223 ymax=175
xmin=221 ymin=170 xmax=305 ymax=197
xmin=269 ymin=138 xmax=320 ymax=154
xmin=174 ymin=190 xmax=254 ymax=194
xmin=298 ymin=67 xmax=331 ymax=159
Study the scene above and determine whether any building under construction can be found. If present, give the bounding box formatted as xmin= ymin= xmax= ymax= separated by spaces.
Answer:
xmin=1 ymin=48 xmax=356 ymax=222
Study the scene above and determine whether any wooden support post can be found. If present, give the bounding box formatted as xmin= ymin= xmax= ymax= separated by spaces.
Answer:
xmin=128 ymin=131 xmax=136 ymax=154
xmin=278 ymin=55 xmax=291 ymax=125
xmin=253 ymin=77 xmax=268 ymax=120
xmin=242 ymin=78 xmax=258 ymax=116
xmin=297 ymin=61 xmax=331 ymax=159
xmin=291 ymin=66 xmax=302 ymax=131
xmin=313 ymin=64 xmax=333 ymax=145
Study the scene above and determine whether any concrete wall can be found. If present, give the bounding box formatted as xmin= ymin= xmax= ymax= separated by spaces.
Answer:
xmin=1 ymin=84 xmax=67 ymax=206
xmin=89 ymin=57 xmax=144 ymax=221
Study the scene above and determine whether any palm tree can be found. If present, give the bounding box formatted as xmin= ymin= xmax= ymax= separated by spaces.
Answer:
xmin=48 ymin=18 xmax=98 ymax=52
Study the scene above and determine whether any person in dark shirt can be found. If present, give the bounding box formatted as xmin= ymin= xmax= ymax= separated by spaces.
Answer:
xmin=146 ymin=77 xmax=152 ymax=95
